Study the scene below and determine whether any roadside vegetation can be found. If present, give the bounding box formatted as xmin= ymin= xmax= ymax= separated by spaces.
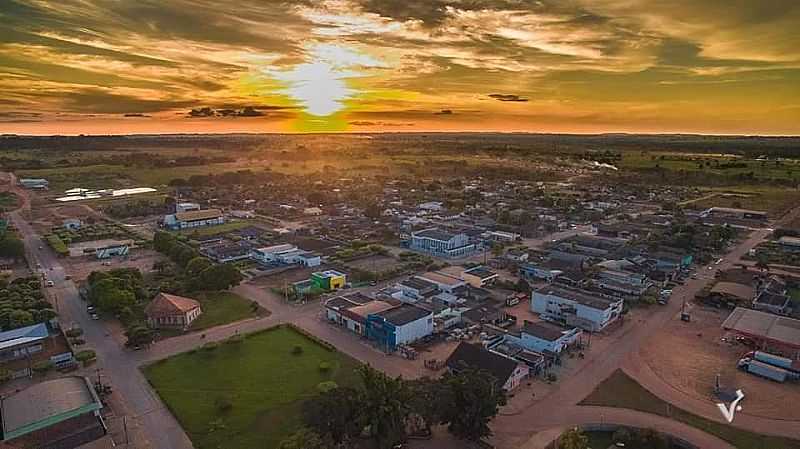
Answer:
xmin=580 ymin=370 xmax=800 ymax=449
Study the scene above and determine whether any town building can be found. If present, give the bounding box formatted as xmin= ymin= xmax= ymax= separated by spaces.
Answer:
xmin=396 ymin=277 xmax=440 ymax=302
xmin=414 ymin=271 xmax=466 ymax=294
xmin=461 ymin=266 xmax=498 ymax=288
xmin=62 ymin=218 xmax=82 ymax=230
xmin=163 ymin=208 xmax=224 ymax=230
xmin=145 ymin=293 xmax=203 ymax=330
xmin=19 ymin=178 xmax=49 ymax=189
xmin=0 ymin=376 xmax=107 ymax=448
xmin=409 ymin=228 xmax=477 ymax=259
xmin=515 ymin=321 xmax=582 ymax=354
xmin=324 ymin=293 xmax=394 ymax=336
xmin=202 ymin=241 xmax=252 ymax=263
xmin=596 ymin=269 xmax=652 ymax=296
xmin=311 ymin=270 xmax=347 ymax=291
xmin=445 ymin=342 xmax=529 ymax=391
xmin=175 ymin=202 xmax=201 ymax=213
xmin=778 ymin=236 xmax=800 ymax=251
xmin=532 ymin=286 xmax=624 ymax=331
xmin=250 ymin=243 xmax=321 ymax=267
xmin=722 ymin=307 xmax=800 ymax=358
xmin=365 ymin=303 xmax=434 ymax=351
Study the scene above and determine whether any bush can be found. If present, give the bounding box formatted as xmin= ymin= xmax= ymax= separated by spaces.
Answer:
xmin=215 ymin=395 xmax=234 ymax=413
xmin=71 ymin=338 xmax=86 ymax=345
xmin=75 ymin=350 xmax=96 ymax=362
xmin=202 ymin=341 xmax=220 ymax=351
xmin=291 ymin=344 xmax=304 ymax=355
xmin=32 ymin=360 xmax=53 ymax=373
xmin=318 ymin=361 xmax=331 ymax=373
xmin=65 ymin=328 xmax=84 ymax=338
xmin=316 ymin=381 xmax=338 ymax=393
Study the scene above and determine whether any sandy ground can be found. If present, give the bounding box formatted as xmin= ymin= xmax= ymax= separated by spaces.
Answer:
xmin=640 ymin=305 xmax=800 ymax=420
xmin=63 ymin=249 xmax=167 ymax=281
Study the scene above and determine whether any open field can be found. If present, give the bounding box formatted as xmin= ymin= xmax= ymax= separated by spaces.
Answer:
xmin=686 ymin=187 xmax=800 ymax=216
xmin=188 ymin=291 xmax=264 ymax=331
xmin=619 ymin=153 xmax=800 ymax=182
xmin=63 ymin=249 xmax=166 ymax=281
xmin=344 ymin=254 xmax=403 ymax=273
xmin=143 ymin=325 xmax=360 ymax=449
xmin=182 ymin=221 xmax=263 ymax=238
xmin=639 ymin=306 xmax=800 ymax=421
xmin=580 ymin=370 xmax=800 ymax=449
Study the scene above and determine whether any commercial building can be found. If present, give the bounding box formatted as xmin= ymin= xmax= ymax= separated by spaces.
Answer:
xmin=19 ymin=178 xmax=49 ymax=190
xmin=250 ymin=244 xmax=321 ymax=267
xmin=145 ymin=293 xmax=203 ymax=330
xmin=482 ymin=230 xmax=521 ymax=242
xmin=397 ymin=277 xmax=440 ymax=302
xmin=175 ymin=202 xmax=201 ymax=213
xmin=324 ymin=293 xmax=395 ymax=336
xmin=596 ymin=269 xmax=652 ymax=296
xmin=311 ymin=270 xmax=347 ymax=291
xmin=446 ymin=342 xmax=529 ymax=391
xmin=722 ymin=307 xmax=800 ymax=358
xmin=516 ymin=321 xmax=582 ymax=354
xmin=202 ymin=241 xmax=252 ymax=263
xmin=365 ymin=303 xmax=434 ymax=351
xmin=164 ymin=209 xmax=224 ymax=230
xmin=461 ymin=266 xmax=498 ymax=288
xmin=0 ymin=323 xmax=49 ymax=364
xmin=778 ymin=236 xmax=800 ymax=251
xmin=413 ymin=271 xmax=466 ymax=294
xmin=409 ymin=228 xmax=477 ymax=259
xmin=532 ymin=286 xmax=623 ymax=331
xmin=0 ymin=376 xmax=106 ymax=448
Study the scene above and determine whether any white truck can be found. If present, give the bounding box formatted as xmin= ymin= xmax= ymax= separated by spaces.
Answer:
xmin=738 ymin=358 xmax=798 ymax=383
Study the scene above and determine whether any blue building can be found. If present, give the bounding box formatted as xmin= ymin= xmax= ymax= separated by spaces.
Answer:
xmin=365 ymin=303 xmax=433 ymax=351
xmin=409 ymin=228 xmax=477 ymax=259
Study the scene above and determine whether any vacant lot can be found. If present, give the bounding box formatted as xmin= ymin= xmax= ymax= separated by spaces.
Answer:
xmin=639 ymin=306 xmax=800 ymax=421
xmin=253 ymin=265 xmax=325 ymax=289
xmin=144 ymin=325 xmax=360 ymax=449
xmin=689 ymin=187 xmax=800 ymax=217
xmin=345 ymin=254 xmax=403 ymax=273
xmin=581 ymin=370 xmax=800 ymax=449
xmin=64 ymin=249 xmax=166 ymax=281
xmin=188 ymin=291 xmax=264 ymax=331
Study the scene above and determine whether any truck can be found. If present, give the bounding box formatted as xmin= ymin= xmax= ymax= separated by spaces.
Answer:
xmin=738 ymin=358 xmax=795 ymax=382
xmin=745 ymin=351 xmax=800 ymax=374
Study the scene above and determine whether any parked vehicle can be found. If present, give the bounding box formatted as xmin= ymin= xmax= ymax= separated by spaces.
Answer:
xmin=45 ymin=280 xmax=54 ymax=287
xmin=745 ymin=351 xmax=800 ymax=374
xmin=738 ymin=358 xmax=796 ymax=382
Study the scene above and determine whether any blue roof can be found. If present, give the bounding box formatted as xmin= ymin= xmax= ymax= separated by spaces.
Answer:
xmin=0 ymin=322 xmax=49 ymax=343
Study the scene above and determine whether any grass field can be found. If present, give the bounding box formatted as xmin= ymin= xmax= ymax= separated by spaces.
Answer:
xmin=0 ymin=191 xmax=19 ymax=211
xmin=188 ymin=291 xmax=263 ymax=331
xmin=143 ymin=325 xmax=360 ymax=449
xmin=684 ymin=187 xmax=800 ymax=216
xmin=580 ymin=370 xmax=800 ymax=449
xmin=620 ymin=153 xmax=800 ymax=181
xmin=182 ymin=221 xmax=258 ymax=238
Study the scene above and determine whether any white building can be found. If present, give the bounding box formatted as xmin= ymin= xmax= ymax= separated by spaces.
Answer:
xmin=409 ymin=228 xmax=477 ymax=259
xmin=175 ymin=202 xmax=201 ymax=213
xmin=517 ymin=321 xmax=582 ymax=354
xmin=413 ymin=271 xmax=466 ymax=294
xmin=250 ymin=244 xmax=321 ymax=267
xmin=532 ymin=286 xmax=624 ymax=332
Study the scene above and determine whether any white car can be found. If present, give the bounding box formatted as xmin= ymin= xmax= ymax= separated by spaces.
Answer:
xmin=45 ymin=280 xmax=55 ymax=287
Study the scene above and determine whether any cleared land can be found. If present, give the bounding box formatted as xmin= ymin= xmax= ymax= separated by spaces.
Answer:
xmin=143 ymin=325 xmax=360 ymax=449
xmin=188 ymin=291 xmax=263 ymax=331
xmin=580 ymin=370 xmax=800 ymax=449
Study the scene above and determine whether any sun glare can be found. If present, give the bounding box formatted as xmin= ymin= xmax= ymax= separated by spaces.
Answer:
xmin=267 ymin=43 xmax=383 ymax=117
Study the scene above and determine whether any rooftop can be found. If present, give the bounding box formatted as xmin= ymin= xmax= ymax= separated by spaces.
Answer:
xmin=415 ymin=271 xmax=464 ymax=287
xmin=376 ymin=303 xmax=432 ymax=326
xmin=446 ymin=342 xmax=518 ymax=386
xmin=722 ymin=307 xmax=800 ymax=349
xmin=0 ymin=376 xmax=102 ymax=440
xmin=400 ymin=277 xmax=439 ymax=292
xmin=175 ymin=208 xmax=223 ymax=222
xmin=0 ymin=322 xmax=49 ymax=352
xmin=413 ymin=228 xmax=457 ymax=241
xmin=710 ymin=282 xmax=754 ymax=301
xmin=522 ymin=321 xmax=573 ymax=341
xmin=535 ymin=286 xmax=619 ymax=310
xmin=145 ymin=293 xmax=201 ymax=317
xmin=463 ymin=266 xmax=497 ymax=279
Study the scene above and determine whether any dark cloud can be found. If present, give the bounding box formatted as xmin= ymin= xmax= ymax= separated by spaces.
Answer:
xmin=123 ymin=113 xmax=151 ymax=117
xmin=435 ymin=109 xmax=454 ymax=115
xmin=57 ymin=89 xmax=195 ymax=114
xmin=187 ymin=105 xmax=289 ymax=118
xmin=489 ymin=94 xmax=529 ymax=102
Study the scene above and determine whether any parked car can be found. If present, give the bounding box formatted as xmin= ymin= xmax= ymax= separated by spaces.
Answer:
xmin=91 ymin=313 xmax=100 ymax=320
xmin=45 ymin=280 xmax=55 ymax=287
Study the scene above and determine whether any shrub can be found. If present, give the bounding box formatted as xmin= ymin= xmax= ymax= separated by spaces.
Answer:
xmin=291 ymin=344 xmax=304 ymax=355
xmin=202 ymin=341 xmax=219 ymax=351
xmin=75 ymin=350 xmax=96 ymax=362
xmin=65 ymin=328 xmax=84 ymax=338
xmin=316 ymin=381 xmax=338 ymax=393
xmin=318 ymin=361 xmax=331 ymax=373
xmin=32 ymin=360 xmax=53 ymax=373
xmin=215 ymin=395 xmax=234 ymax=413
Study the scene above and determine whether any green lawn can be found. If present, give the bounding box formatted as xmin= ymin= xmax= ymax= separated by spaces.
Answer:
xmin=789 ymin=288 xmax=800 ymax=305
xmin=143 ymin=325 xmax=360 ymax=449
xmin=182 ymin=221 xmax=255 ymax=238
xmin=188 ymin=291 xmax=263 ymax=331
xmin=580 ymin=370 xmax=800 ymax=449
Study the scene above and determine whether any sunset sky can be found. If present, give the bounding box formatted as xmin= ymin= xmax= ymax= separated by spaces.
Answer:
xmin=1 ymin=0 xmax=799 ymax=135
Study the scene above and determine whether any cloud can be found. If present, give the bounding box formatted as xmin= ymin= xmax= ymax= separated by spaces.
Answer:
xmin=123 ymin=113 xmax=151 ymax=117
xmin=435 ymin=109 xmax=453 ymax=115
xmin=489 ymin=94 xmax=529 ymax=102
xmin=187 ymin=105 xmax=289 ymax=118
xmin=349 ymin=120 xmax=414 ymax=126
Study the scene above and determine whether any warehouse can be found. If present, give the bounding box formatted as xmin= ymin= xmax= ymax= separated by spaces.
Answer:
xmin=365 ymin=303 xmax=434 ymax=351
xmin=722 ymin=307 xmax=800 ymax=358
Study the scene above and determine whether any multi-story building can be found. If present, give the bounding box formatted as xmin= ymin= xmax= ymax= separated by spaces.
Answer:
xmin=596 ymin=269 xmax=652 ymax=296
xmin=409 ymin=228 xmax=477 ymax=259
xmin=532 ymin=286 xmax=624 ymax=332
xmin=365 ymin=303 xmax=434 ymax=351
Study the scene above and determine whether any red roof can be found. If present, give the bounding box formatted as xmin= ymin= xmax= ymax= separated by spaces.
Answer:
xmin=145 ymin=293 xmax=201 ymax=318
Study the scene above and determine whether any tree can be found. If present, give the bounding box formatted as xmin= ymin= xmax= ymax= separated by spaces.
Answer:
xmin=196 ymin=264 xmax=243 ymax=291
xmin=278 ymin=428 xmax=329 ymax=449
xmin=302 ymin=387 xmax=363 ymax=445
xmin=408 ymin=377 xmax=451 ymax=434
xmin=186 ymin=257 xmax=212 ymax=277
xmin=557 ymin=428 xmax=588 ymax=449
xmin=125 ymin=323 xmax=155 ymax=347
xmin=358 ymin=365 xmax=412 ymax=449
xmin=514 ymin=277 xmax=531 ymax=293
xmin=442 ymin=367 xmax=507 ymax=441
xmin=0 ymin=235 xmax=25 ymax=261
xmin=755 ymin=256 xmax=770 ymax=272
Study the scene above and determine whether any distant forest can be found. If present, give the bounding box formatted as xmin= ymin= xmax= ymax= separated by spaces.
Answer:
xmin=1 ymin=132 xmax=798 ymax=157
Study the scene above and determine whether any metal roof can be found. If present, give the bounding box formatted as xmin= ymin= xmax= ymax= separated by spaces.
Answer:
xmin=722 ymin=307 xmax=800 ymax=349
xmin=0 ymin=322 xmax=48 ymax=351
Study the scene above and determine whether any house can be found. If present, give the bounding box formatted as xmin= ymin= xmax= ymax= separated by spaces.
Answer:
xmin=0 ymin=376 xmax=107 ymax=448
xmin=445 ymin=342 xmax=529 ymax=391
xmin=365 ymin=303 xmax=434 ymax=351
xmin=517 ymin=321 xmax=582 ymax=354
xmin=311 ymin=270 xmax=347 ymax=291
xmin=175 ymin=202 xmax=201 ymax=213
xmin=461 ymin=266 xmax=498 ymax=288
xmin=409 ymin=228 xmax=477 ymax=259
xmin=414 ymin=271 xmax=466 ymax=294
xmin=19 ymin=178 xmax=48 ymax=189
xmin=62 ymin=218 xmax=82 ymax=230
xmin=532 ymin=286 xmax=624 ymax=331
xmin=145 ymin=293 xmax=203 ymax=330
xmin=164 ymin=208 xmax=224 ymax=230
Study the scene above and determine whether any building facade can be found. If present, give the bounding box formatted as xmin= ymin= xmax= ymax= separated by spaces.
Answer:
xmin=409 ymin=228 xmax=477 ymax=259
xmin=532 ymin=286 xmax=623 ymax=332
